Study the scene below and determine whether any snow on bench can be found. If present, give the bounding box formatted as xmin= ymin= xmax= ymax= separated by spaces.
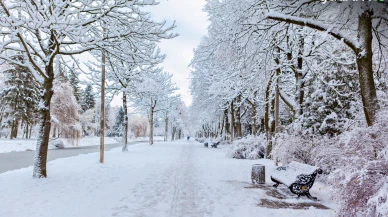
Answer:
xmin=271 ymin=161 xmax=323 ymax=200
xmin=204 ymin=141 xmax=220 ymax=148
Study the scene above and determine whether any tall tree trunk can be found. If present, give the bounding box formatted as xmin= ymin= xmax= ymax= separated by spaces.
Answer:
xmin=149 ymin=97 xmax=154 ymax=146
xmin=224 ymin=109 xmax=230 ymax=140
xmin=357 ymin=9 xmax=377 ymax=126
xmin=220 ymin=114 xmax=225 ymax=138
xmin=29 ymin=123 xmax=32 ymax=139
xmin=122 ymin=92 xmax=129 ymax=152
xmin=10 ymin=120 xmax=15 ymax=139
xmin=275 ymin=47 xmax=281 ymax=137
xmin=33 ymin=67 xmax=54 ymax=178
xmin=247 ymin=96 xmax=257 ymax=136
xmin=25 ymin=123 xmax=29 ymax=139
xmin=295 ymin=35 xmax=305 ymax=116
xmin=236 ymin=95 xmax=242 ymax=138
xmin=164 ymin=112 xmax=168 ymax=142
xmin=171 ymin=126 xmax=176 ymax=141
xmin=265 ymin=73 xmax=275 ymax=158
xmin=230 ymin=101 xmax=235 ymax=141
xmin=216 ymin=120 xmax=220 ymax=138
xmin=100 ymin=48 xmax=106 ymax=163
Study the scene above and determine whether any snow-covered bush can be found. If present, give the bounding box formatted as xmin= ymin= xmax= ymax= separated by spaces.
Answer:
xmin=313 ymin=110 xmax=388 ymax=217
xmin=272 ymin=130 xmax=323 ymax=165
xmin=228 ymin=135 xmax=266 ymax=159
xmin=49 ymin=139 xmax=65 ymax=149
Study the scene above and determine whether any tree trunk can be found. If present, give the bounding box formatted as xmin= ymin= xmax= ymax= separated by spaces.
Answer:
xmin=171 ymin=126 xmax=176 ymax=141
xmin=25 ymin=123 xmax=29 ymax=139
xmin=122 ymin=92 xmax=129 ymax=152
xmin=247 ymin=97 xmax=257 ymax=136
xmin=230 ymin=101 xmax=235 ymax=141
xmin=10 ymin=120 xmax=15 ymax=139
xmin=33 ymin=69 xmax=54 ymax=178
xmin=236 ymin=95 xmax=242 ymax=138
xmin=275 ymin=47 xmax=281 ymax=135
xmin=265 ymin=73 xmax=275 ymax=158
xmin=100 ymin=48 xmax=106 ymax=163
xmin=224 ymin=109 xmax=230 ymax=140
xmin=149 ymin=97 xmax=154 ymax=146
xmin=295 ymin=35 xmax=305 ymax=117
xmin=164 ymin=112 xmax=168 ymax=142
xmin=220 ymin=113 xmax=225 ymax=138
xmin=29 ymin=123 xmax=33 ymax=139
xmin=356 ymin=9 xmax=377 ymax=126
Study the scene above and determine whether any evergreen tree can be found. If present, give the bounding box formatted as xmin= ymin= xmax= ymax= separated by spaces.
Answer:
xmin=111 ymin=106 xmax=124 ymax=137
xmin=0 ymin=59 xmax=40 ymax=139
xmin=298 ymin=63 xmax=359 ymax=137
xmin=81 ymin=85 xmax=95 ymax=112
xmin=67 ymin=64 xmax=82 ymax=104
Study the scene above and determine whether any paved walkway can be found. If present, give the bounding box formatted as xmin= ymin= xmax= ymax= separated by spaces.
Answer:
xmin=0 ymin=142 xmax=141 ymax=174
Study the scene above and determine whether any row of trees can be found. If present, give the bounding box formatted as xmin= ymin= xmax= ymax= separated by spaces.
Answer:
xmin=0 ymin=0 xmax=183 ymax=178
xmin=190 ymin=1 xmax=388 ymax=216
xmin=191 ymin=0 xmax=387 ymax=145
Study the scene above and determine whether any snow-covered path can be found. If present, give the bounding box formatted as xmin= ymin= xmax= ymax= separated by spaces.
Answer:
xmin=0 ymin=141 xmax=336 ymax=217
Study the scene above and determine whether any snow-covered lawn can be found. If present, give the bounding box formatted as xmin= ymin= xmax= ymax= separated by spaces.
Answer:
xmin=0 ymin=141 xmax=337 ymax=217
xmin=0 ymin=137 xmax=120 ymax=153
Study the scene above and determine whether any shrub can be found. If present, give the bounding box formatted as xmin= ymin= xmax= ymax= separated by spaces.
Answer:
xmin=228 ymin=135 xmax=266 ymax=159
xmin=314 ymin=110 xmax=388 ymax=217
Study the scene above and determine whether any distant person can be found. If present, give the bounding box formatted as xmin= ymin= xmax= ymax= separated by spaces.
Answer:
xmin=187 ymin=136 xmax=190 ymax=141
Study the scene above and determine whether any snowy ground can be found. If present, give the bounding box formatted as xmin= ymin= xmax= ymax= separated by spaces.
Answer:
xmin=0 ymin=140 xmax=337 ymax=217
xmin=0 ymin=137 xmax=120 ymax=153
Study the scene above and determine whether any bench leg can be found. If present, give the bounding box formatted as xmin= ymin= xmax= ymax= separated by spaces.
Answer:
xmin=271 ymin=177 xmax=281 ymax=188
xmin=306 ymin=191 xmax=317 ymax=201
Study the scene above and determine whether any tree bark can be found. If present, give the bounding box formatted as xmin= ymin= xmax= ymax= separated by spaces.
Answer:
xmin=224 ymin=109 xmax=230 ymax=140
xmin=122 ymin=92 xmax=129 ymax=152
xmin=356 ymin=9 xmax=377 ymax=126
xmin=247 ymin=95 xmax=257 ymax=136
xmin=100 ymin=48 xmax=106 ymax=163
xmin=265 ymin=73 xmax=275 ymax=158
xmin=275 ymin=47 xmax=281 ymax=135
xmin=230 ymin=101 xmax=235 ymax=141
xmin=295 ymin=35 xmax=305 ymax=116
xmin=236 ymin=95 xmax=242 ymax=138
xmin=164 ymin=111 xmax=168 ymax=142
xmin=25 ymin=122 xmax=29 ymax=139
xmin=29 ymin=123 xmax=32 ymax=139
xmin=149 ymin=97 xmax=155 ymax=146
xmin=10 ymin=120 xmax=16 ymax=139
xmin=33 ymin=68 xmax=54 ymax=178
xmin=220 ymin=113 xmax=225 ymax=138
xmin=171 ymin=126 xmax=176 ymax=141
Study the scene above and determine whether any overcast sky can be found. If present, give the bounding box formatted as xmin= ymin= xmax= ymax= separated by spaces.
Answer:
xmin=144 ymin=0 xmax=209 ymax=106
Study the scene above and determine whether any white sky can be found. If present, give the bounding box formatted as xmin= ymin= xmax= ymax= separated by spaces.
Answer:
xmin=143 ymin=0 xmax=209 ymax=106
xmin=80 ymin=0 xmax=208 ymax=108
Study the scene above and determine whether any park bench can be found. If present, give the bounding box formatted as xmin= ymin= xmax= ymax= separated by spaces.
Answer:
xmin=203 ymin=141 xmax=219 ymax=148
xmin=271 ymin=161 xmax=323 ymax=200
xmin=211 ymin=141 xmax=220 ymax=148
